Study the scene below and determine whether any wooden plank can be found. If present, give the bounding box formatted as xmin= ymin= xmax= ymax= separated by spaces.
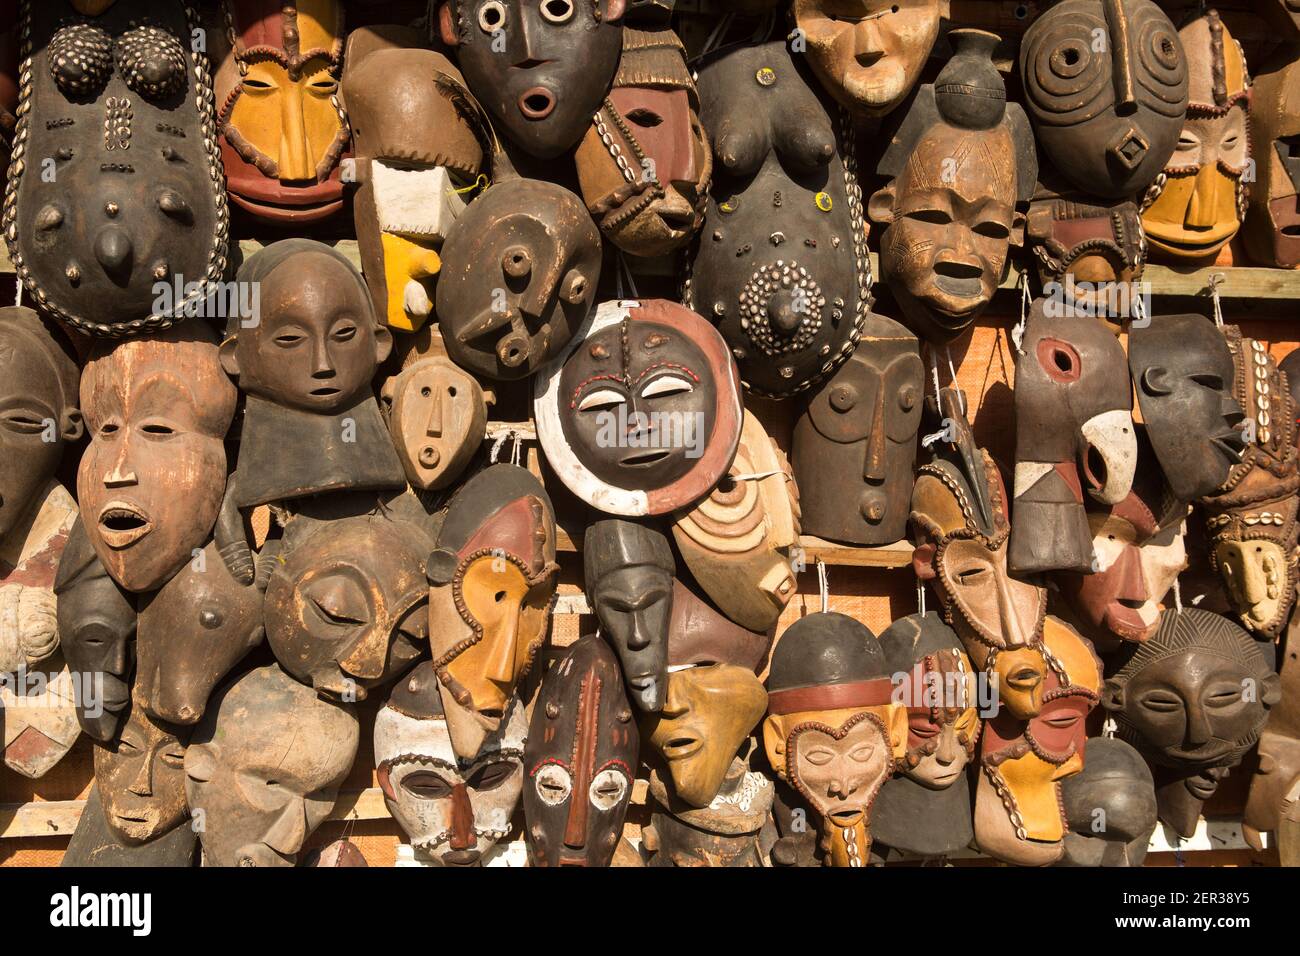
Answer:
xmin=556 ymin=526 xmax=913 ymax=569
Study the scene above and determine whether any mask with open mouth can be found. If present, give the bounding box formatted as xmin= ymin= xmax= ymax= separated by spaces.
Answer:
xmin=1102 ymin=607 xmax=1280 ymax=837
xmin=1243 ymin=48 xmax=1300 ymax=268
xmin=214 ymin=0 xmax=349 ymax=224
xmin=523 ymin=634 xmax=638 ymax=867
xmin=3 ymin=0 xmax=227 ymax=336
xmin=427 ymin=464 xmax=558 ymax=762
xmin=868 ymin=29 xmax=1037 ymax=346
xmin=684 ymin=41 xmax=873 ymax=398
xmin=1010 ymin=304 xmax=1137 ymax=575
xmin=184 ymin=664 xmax=359 ymax=867
xmin=78 ymin=322 xmax=236 ymax=594
xmin=536 ymin=298 xmax=742 ymax=516
xmin=437 ymin=0 xmax=626 ymax=159
xmin=762 ymin=612 xmax=907 ymax=867
xmin=1059 ymin=736 xmax=1157 ymax=867
xmin=376 ymin=661 xmax=526 ymax=867
xmin=93 ymin=696 xmax=189 ymax=846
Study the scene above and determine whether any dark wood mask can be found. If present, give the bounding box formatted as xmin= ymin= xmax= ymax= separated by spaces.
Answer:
xmin=61 ymin=785 xmax=197 ymax=867
xmin=643 ymin=758 xmax=774 ymax=867
xmin=1244 ymin=610 xmax=1300 ymax=845
xmin=1058 ymin=737 xmax=1157 ymax=867
xmin=4 ymin=0 xmax=227 ymax=337
xmin=92 ymin=695 xmax=190 ymax=846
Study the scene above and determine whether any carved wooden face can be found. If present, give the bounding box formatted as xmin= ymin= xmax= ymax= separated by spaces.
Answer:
xmin=785 ymin=710 xmax=893 ymax=825
xmin=1244 ymin=56 xmax=1300 ymax=267
xmin=93 ymin=702 xmax=188 ymax=845
xmin=380 ymin=358 xmax=487 ymax=492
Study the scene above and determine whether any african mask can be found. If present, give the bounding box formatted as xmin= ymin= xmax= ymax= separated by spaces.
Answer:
xmin=1243 ymin=53 xmax=1300 ymax=267
xmin=1058 ymin=736 xmax=1157 ymax=867
xmin=62 ymin=786 xmax=197 ymax=867
xmin=427 ymin=464 xmax=558 ymax=761
xmin=1103 ymin=608 xmax=1280 ymax=837
xmin=871 ymin=613 xmax=979 ymax=858
xmin=1201 ymin=328 xmax=1299 ymax=640
xmin=376 ymin=661 xmax=526 ymax=867
xmin=215 ymin=0 xmax=349 ymax=223
xmin=1128 ymin=313 xmax=1245 ymax=501
xmin=53 ymin=517 xmax=136 ymax=742
xmin=436 ymin=172 xmax=602 ymax=381
xmin=643 ymin=758 xmax=775 ymax=867
xmin=1025 ymin=195 xmax=1147 ymax=313
xmin=523 ymin=634 xmax=638 ymax=867
xmin=0 ymin=480 xmax=75 ymax=677
xmin=185 ymin=664 xmax=360 ymax=867
xmin=78 ymin=322 xmax=236 ymax=593
xmin=1245 ymin=611 xmax=1300 ymax=848
xmin=793 ymin=314 xmax=924 ymax=545
xmin=762 ymin=612 xmax=907 ymax=867
xmin=1140 ymin=11 xmax=1251 ymax=262
xmin=672 ymin=410 xmax=800 ymax=632
xmin=684 ymin=41 xmax=872 ymax=398
xmin=1 ymin=661 xmax=81 ymax=779
xmin=437 ymin=0 xmax=626 ymax=160
xmin=379 ymin=356 xmax=487 ymax=493
xmin=342 ymin=40 xmax=486 ymax=331
xmin=535 ymin=298 xmax=742 ymax=516
xmin=3 ymin=0 xmax=227 ymax=337
xmin=973 ymin=623 xmax=1101 ymax=866
xmin=135 ymin=539 xmax=265 ymax=725
xmin=1010 ymin=305 xmax=1137 ymax=575
xmin=93 ymin=697 xmax=189 ymax=845
xmin=265 ymin=508 xmax=432 ymax=701
xmin=584 ymin=518 xmax=675 ymax=712
xmin=868 ymin=29 xmax=1037 ymax=346
xmin=1020 ymin=0 xmax=1188 ymax=199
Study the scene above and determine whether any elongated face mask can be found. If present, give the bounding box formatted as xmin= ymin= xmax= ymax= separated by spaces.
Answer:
xmin=94 ymin=699 xmax=189 ymax=845
xmin=1059 ymin=736 xmax=1157 ymax=867
xmin=380 ymin=357 xmax=487 ymax=492
xmin=1243 ymin=52 xmax=1300 ymax=267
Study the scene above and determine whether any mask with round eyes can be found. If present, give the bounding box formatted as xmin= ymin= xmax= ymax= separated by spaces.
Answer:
xmin=793 ymin=315 xmax=923 ymax=546
xmin=94 ymin=699 xmax=190 ymax=846
xmin=438 ymin=0 xmax=626 ymax=160
xmin=437 ymin=175 xmax=602 ymax=381
xmin=185 ymin=664 xmax=359 ymax=868
xmin=1060 ymin=736 xmax=1158 ymax=867
xmin=1010 ymin=305 xmax=1137 ymax=575
xmin=1243 ymin=51 xmax=1300 ymax=268
xmin=1141 ymin=11 xmax=1251 ymax=262
xmin=684 ymin=41 xmax=874 ymax=398
xmin=523 ymin=635 xmax=638 ymax=867
xmin=4 ymin=0 xmax=227 ymax=336
xmin=213 ymin=0 xmax=349 ymax=224
xmin=380 ymin=358 xmax=487 ymax=492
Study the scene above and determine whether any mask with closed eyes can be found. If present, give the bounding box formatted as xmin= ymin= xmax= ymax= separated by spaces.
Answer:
xmin=1243 ymin=50 xmax=1300 ymax=268
xmin=93 ymin=696 xmax=189 ymax=846
xmin=4 ymin=0 xmax=227 ymax=337
xmin=1058 ymin=736 xmax=1157 ymax=867
xmin=793 ymin=314 xmax=924 ymax=546
xmin=684 ymin=41 xmax=873 ymax=398
xmin=376 ymin=661 xmax=526 ymax=867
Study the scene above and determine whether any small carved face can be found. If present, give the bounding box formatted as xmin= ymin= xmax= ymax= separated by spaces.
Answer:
xmin=1215 ymin=538 xmax=1294 ymax=636
xmin=789 ymin=712 xmax=892 ymax=823
xmin=93 ymin=705 xmax=188 ymax=846
xmin=380 ymin=358 xmax=486 ymax=492
xmin=936 ymin=537 xmax=1046 ymax=655
xmin=902 ymin=667 xmax=980 ymax=790
xmin=589 ymin=563 xmax=673 ymax=712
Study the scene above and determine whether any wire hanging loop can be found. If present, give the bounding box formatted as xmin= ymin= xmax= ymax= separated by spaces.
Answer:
xmin=816 ymin=559 xmax=829 ymax=615
xmin=1208 ymin=272 xmax=1226 ymax=329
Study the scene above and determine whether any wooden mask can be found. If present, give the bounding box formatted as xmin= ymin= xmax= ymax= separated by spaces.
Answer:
xmin=672 ymin=410 xmax=799 ymax=632
xmin=793 ymin=314 xmax=924 ymax=546
xmin=376 ymin=662 xmax=527 ymax=867
xmin=1140 ymin=11 xmax=1250 ymax=262
xmin=1 ymin=662 xmax=82 ymax=779
xmin=685 ymin=41 xmax=872 ymax=398
xmin=62 ymin=786 xmax=197 ymax=868
xmin=535 ymin=298 xmax=742 ymax=517
xmin=427 ymin=464 xmax=558 ymax=761
xmin=869 ymin=29 xmax=1037 ymax=346
xmin=379 ymin=357 xmax=487 ymax=493
xmin=215 ymin=0 xmax=349 ymax=224
xmin=1243 ymin=52 xmax=1300 ymax=267
xmin=1025 ymin=196 xmax=1146 ymax=311
xmin=93 ymin=696 xmax=189 ymax=846
xmin=437 ymin=0 xmax=627 ymax=160
xmin=1244 ymin=611 xmax=1300 ymax=848
xmin=1010 ymin=306 xmax=1137 ymax=575
xmin=762 ymin=612 xmax=907 ymax=867
xmin=523 ymin=635 xmax=638 ymax=867
xmin=643 ymin=757 xmax=774 ymax=867
xmin=574 ymin=27 xmax=709 ymax=258
xmin=1058 ymin=736 xmax=1157 ymax=867
xmin=78 ymin=323 xmax=236 ymax=593
xmin=185 ymin=665 xmax=359 ymax=867
xmin=1020 ymin=0 xmax=1188 ymax=199
xmin=794 ymin=0 xmax=948 ymax=119
xmin=436 ymin=174 xmax=602 ymax=381
xmin=3 ymin=0 xmax=228 ymax=337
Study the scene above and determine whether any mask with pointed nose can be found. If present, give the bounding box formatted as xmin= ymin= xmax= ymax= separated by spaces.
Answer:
xmin=94 ymin=696 xmax=190 ymax=846
xmin=184 ymin=664 xmax=360 ymax=867
xmin=380 ymin=357 xmax=487 ymax=492
xmin=1059 ymin=736 xmax=1158 ymax=867
xmin=1243 ymin=50 xmax=1300 ymax=268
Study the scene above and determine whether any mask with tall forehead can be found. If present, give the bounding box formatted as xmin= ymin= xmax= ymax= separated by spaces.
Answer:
xmin=793 ymin=314 xmax=924 ymax=546
xmin=536 ymin=299 xmax=742 ymax=517
xmin=380 ymin=357 xmax=487 ymax=493
xmin=438 ymin=0 xmax=626 ymax=159
xmin=427 ymin=464 xmax=558 ymax=761
xmin=1243 ymin=52 xmax=1300 ymax=268
xmin=1141 ymin=11 xmax=1251 ymax=262
xmin=3 ymin=0 xmax=227 ymax=337
xmin=376 ymin=662 xmax=526 ymax=867
xmin=1020 ymin=0 xmax=1188 ymax=198
xmin=869 ymin=29 xmax=1037 ymax=346
xmin=184 ymin=664 xmax=360 ymax=867
xmin=524 ymin=635 xmax=638 ymax=867
xmin=215 ymin=0 xmax=348 ymax=223
xmin=436 ymin=175 xmax=602 ymax=381
xmin=1059 ymin=736 xmax=1157 ymax=867
xmin=794 ymin=0 xmax=948 ymax=118
xmin=574 ymin=27 xmax=709 ymax=258
xmin=1244 ymin=611 xmax=1300 ymax=847
xmin=685 ymin=41 xmax=873 ymax=398
xmin=78 ymin=323 xmax=236 ymax=593
xmin=93 ymin=697 xmax=189 ymax=845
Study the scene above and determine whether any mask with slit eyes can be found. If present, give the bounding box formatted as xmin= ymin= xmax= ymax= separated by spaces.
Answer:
xmin=1243 ymin=50 xmax=1300 ymax=268
xmin=93 ymin=697 xmax=190 ymax=846
xmin=684 ymin=41 xmax=874 ymax=398
xmin=376 ymin=661 xmax=526 ymax=867
xmin=1059 ymin=736 xmax=1157 ymax=867
xmin=4 ymin=0 xmax=227 ymax=336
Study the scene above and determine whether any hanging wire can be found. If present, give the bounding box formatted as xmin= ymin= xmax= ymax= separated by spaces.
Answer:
xmin=917 ymin=580 xmax=927 ymax=618
xmin=1208 ymin=273 xmax=1226 ymax=328
xmin=618 ymin=252 xmax=640 ymax=300
xmin=510 ymin=430 xmax=522 ymax=467
xmin=945 ymin=345 xmax=966 ymax=415
xmin=1011 ymin=271 xmax=1031 ymax=356
xmin=816 ymin=559 xmax=829 ymax=614
xmin=489 ymin=429 xmax=509 ymax=464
